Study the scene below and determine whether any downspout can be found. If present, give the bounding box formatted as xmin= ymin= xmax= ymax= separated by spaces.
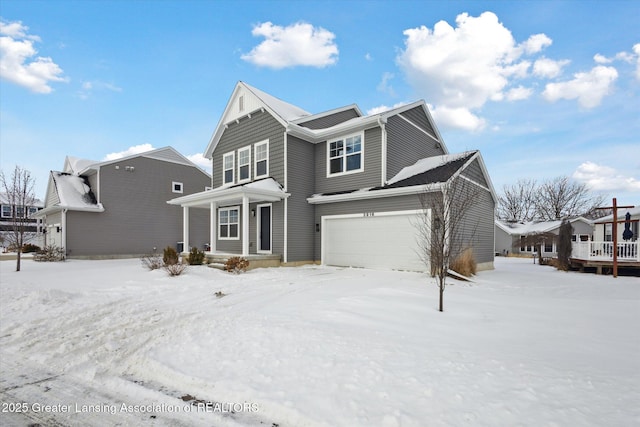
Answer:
xmin=378 ymin=117 xmax=387 ymax=186
xmin=283 ymin=131 xmax=288 ymax=263
xmin=62 ymin=208 xmax=68 ymax=257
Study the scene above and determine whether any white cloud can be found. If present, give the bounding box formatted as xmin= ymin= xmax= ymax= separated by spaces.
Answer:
xmin=376 ymin=72 xmax=395 ymax=96
xmin=573 ymin=161 xmax=640 ymax=192
xmin=366 ymin=102 xmax=409 ymax=116
xmin=634 ymin=43 xmax=640 ymax=80
xmin=0 ymin=18 xmax=67 ymax=93
xmin=186 ymin=153 xmax=212 ymax=173
xmin=542 ymin=65 xmax=618 ymax=108
xmin=396 ymin=11 xmax=552 ymax=131
xmin=506 ymin=85 xmax=533 ymax=101
xmin=241 ymin=21 xmax=338 ymax=69
xmin=428 ymin=104 xmax=486 ymax=132
xmin=521 ymin=33 xmax=552 ymax=54
xmin=594 ymin=53 xmax=611 ymax=64
xmin=78 ymin=80 xmax=123 ymax=99
xmin=103 ymin=144 xmax=154 ymax=161
xmin=533 ymin=57 xmax=570 ymax=78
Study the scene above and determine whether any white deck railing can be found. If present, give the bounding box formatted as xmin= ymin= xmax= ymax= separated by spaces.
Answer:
xmin=572 ymin=241 xmax=640 ymax=262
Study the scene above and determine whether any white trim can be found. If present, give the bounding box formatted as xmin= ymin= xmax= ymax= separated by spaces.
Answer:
xmin=254 ymin=139 xmax=269 ymax=179
xmin=218 ymin=206 xmax=240 ymax=240
xmin=326 ymin=131 xmax=364 ymax=178
xmin=397 ymin=113 xmax=440 ymax=144
xmin=283 ymin=132 xmax=288 ymax=192
xmin=223 ymin=151 xmax=235 ymax=185
xmin=283 ymin=197 xmax=288 ymax=263
xmin=256 ymin=203 xmax=273 ymax=254
xmin=321 ymin=209 xmax=426 ymax=266
xmin=172 ymin=181 xmax=184 ymax=194
xmin=380 ymin=119 xmax=387 ymax=186
xmin=237 ymin=145 xmax=252 ymax=183
xmin=182 ymin=206 xmax=190 ymax=252
xmin=242 ymin=197 xmax=249 ymax=256
xmin=209 ymin=202 xmax=217 ymax=252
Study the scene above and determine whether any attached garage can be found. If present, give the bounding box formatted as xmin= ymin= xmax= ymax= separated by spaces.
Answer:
xmin=321 ymin=209 xmax=428 ymax=271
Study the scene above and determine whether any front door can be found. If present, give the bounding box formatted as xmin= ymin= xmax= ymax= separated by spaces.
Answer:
xmin=257 ymin=204 xmax=271 ymax=253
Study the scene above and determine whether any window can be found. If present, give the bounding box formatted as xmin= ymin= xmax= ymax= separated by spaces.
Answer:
xmin=328 ymin=133 xmax=363 ymax=176
xmin=604 ymin=224 xmax=613 ymax=242
xmin=219 ymin=207 xmax=239 ymax=240
xmin=28 ymin=206 xmax=38 ymax=217
xmin=1 ymin=205 xmax=11 ymax=218
xmin=544 ymin=241 xmax=553 ymax=253
xmin=172 ymin=182 xmax=183 ymax=193
xmin=254 ymin=140 xmax=268 ymax=178
xmin=238 ymin=146 xmax=251 ymax=183
xmin=223 ymin=152 xmax=235 ymax=185
xmin=15 ymin=206 xmax=25 ymax=218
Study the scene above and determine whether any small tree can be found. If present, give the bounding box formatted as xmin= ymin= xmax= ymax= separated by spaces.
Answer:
xmin=556 ymin=219 xmax=573 ymax=270
xmin=416 ymin=177 xmax=482 ymax=312
xmin=517 ymin=232 xmax=556 ymax=264
xmin=1 ymin=166 xmax=37 ymax=272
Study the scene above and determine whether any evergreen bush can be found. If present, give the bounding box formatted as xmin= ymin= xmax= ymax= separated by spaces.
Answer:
xmin=163 ymin=246 xmax=179 ymax=265
xmin=187 ymin=247 xmax=205 ymax=265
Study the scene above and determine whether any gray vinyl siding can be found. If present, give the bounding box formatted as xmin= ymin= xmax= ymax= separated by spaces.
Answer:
xmin=298 ymin=109 xmax=360 ymax=130
xmin=452 ymin=180 xmax=495 ymax=264
xmin=215 ymin=203 xmax=243 ymax=253
xmin=313 ymin=193 xmax=430 ymax=261
xmin=212 ymin=110 xmax=285 ymax=188
xmin=461 ymin=159 xmax=488 ymax=188
xmin=399 ymin=106 xmax=437 ymax=138
xmin=386 ymin=114 xmax=446 ymax=180
xmin=314 ymin=127 xmax=382 ymax=194
xmin=46 ymin=178 xmax=60 ymax=206
xmin=494 ymin=226 xmax=513 ymax=255
xmin=286 ymin=135 xmax=316 ymax=262
xmin=64 ymin=156 xmax=210 ymax=257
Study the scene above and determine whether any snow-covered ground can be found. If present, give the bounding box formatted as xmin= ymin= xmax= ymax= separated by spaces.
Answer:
xmin=0 ymin=257 xmax=638 ymax=426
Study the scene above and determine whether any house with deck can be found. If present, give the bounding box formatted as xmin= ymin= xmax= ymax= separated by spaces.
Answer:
xmin=571 ymin=206 xmax=640 ymax=273
xmin=35 ymin=147 xmax=210 ymax=258
xmin=495 ymin=217 xmax=594 ymax=258
xmin=168 ymin=82 xmax=497 ymax=271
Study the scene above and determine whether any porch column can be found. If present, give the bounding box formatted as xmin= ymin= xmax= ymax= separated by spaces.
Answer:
xmin=242 ymin=195 xmax=249 ymax=256
xmin=209 ymin=202 xmax=217 ymax=253
xmin=182 ymin=206 xmax=189 ymax=253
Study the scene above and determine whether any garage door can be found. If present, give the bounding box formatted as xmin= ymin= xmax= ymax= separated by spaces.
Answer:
xmin=322 ymin=210 xmax=428 ymax=271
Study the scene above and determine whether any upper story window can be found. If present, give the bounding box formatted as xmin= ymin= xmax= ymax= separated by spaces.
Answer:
xmin=254 ymin=140 xmax=269 ymax=179
xmin=327 ymin=133 xmax=363 ymax=177
xmin=223 ymin=152 xmax=235 ymax=185
xmin=238 ymin=146 xmax=251 ymax=183
xmin=172 ymin=182 xmax=183 ymax=193
xmin=1 ymin=205 xmax=12 ymax=218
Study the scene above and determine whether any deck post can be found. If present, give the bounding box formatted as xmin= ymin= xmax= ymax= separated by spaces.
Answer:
xmin=209 ymin=202 xmax=217 ymax=253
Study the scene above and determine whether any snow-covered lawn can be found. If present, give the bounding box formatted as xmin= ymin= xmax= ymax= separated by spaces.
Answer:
xmin=1 ymin=257 xmax=638 ymax=426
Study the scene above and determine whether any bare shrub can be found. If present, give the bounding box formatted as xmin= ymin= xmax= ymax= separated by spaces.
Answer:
xmin=450 ymin=247 xmax=477 ymax=277
xmin=34 ymin=245 xmax=65 ymax=262
xmin=164 ymin=262 xmax=187 ymax=276
xmin=141 ymin=253 xmax=163 ymax=270
xmin=225 ymin=256 xmax=249 ymax=274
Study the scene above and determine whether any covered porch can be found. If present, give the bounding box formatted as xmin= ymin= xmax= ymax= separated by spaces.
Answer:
xmin=167 ymin=178 xmax=289 ymax=260
xmin=571 ymin=241 xmax=640 ymax=274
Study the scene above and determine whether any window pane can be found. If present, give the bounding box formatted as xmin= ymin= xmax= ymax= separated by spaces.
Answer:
xmin=239 ymin=150 xmax=250 ymax=165
xmin=229 ymin=224 xmax=238 ymax=238
xmin=346 ymin=153 xmax=361 ymax=171
xmin=224 ymin=155 xmax=234 ymax=169
xmin=220 ymin=224 xmax=228 ymax=238
xmin=240 ymin=165 xmax=249 ymax=180
xmin=330 ymin=158 xmax=343 ymax=174
xmin=220 ymin=210 xmax=228 ymax=224
xmin=229 ymin=209 xmax=238 ymax=223
xmin=256 ymin=144 xmax=267 ymax=161
xmin=225 ymin=169 xmax=233 ymax=183
xmin=256 ymin=160 xmax=267 ymax=176
xmin=330 ymin=140 xmax=343 ymax=158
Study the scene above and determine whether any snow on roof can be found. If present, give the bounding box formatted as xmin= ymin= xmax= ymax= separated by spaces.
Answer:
xmin=243 ymin=177 xmax=284 ymax=193
xmin=387 ymin=152 xmax=473 ymax=185
xmin=593 ymin=206 xmax=640 ymax=223
xmin=64 ymin=156 xmax=98 ymax=174
xmin=243 ymin=82 xmax=310 ymax=122
xmin=496 ymin=220 xmax=563 ymax=235
xmin=52 ymin=172 xmax=103 ymax=211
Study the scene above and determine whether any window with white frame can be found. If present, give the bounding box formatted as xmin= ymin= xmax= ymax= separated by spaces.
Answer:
xmin=1 ymin=205 xmax=12 ymax=218
xmin=223 ymin=152 xmax=235 ymax=185
xmin=604 ymin=224 xmax=613 ymax=242
xmin=238 ymin=146 xmax=251 ymax=182
xmin=254 ymin=140 xmax=268 ymax=178
xmin=219 ymin=207 xmax=239 ymax=239
xmin=172 ymin=181 xmax=183 ymax=193
xmin=328 ymin=133 xmax=363 ymax=176
xmin=15 ymin=206 xmax=25 ymax=218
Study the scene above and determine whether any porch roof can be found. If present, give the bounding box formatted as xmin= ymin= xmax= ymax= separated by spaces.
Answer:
xmin=167 ymin=178 xmax=289 ymax=208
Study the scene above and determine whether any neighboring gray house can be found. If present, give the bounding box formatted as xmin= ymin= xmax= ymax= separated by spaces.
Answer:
xmin=169 ymin=82 xmax=497 ymax=271
xmin=495 ymin=217 xmax=594 ymax=257
xmin=35 ymin=147 xmax=210 ymax=258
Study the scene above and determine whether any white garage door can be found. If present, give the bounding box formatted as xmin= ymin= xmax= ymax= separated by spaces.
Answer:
xmin=322 ymin=210 xmax=428 ymax=271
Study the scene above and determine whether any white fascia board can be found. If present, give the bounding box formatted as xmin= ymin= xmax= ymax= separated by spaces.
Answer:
xmin=290 ymin=104 xmax=363 ymax=125
xmin=287 ymin=115 xmax=381 ymax=143
xmin=307 ymin=183 xmax=443 ymax=205
xmin=168 ymin=186 xmax=289 ymax=208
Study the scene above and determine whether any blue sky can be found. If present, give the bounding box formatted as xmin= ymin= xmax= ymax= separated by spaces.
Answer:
xmin=1 ymin=0 xmax=638 ymax=206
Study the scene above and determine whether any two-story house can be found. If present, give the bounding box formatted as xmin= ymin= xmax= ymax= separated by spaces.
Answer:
xmin=169 ymin=82 xmax=496 ymax=272
xmin=35 ymin=146 xmax=211 ymax=258
xmin=1 ymin=193 xmax=45 ymax=250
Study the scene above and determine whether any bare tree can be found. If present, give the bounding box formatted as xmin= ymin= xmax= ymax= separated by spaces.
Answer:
xmin=535 ymin=176 xmax=605 ymax=220
xmin=498 ymin=178 xmax=537 ymax=222
xmin=1 ymin=166 xmax=37 ymax=271
xmin=416 ymin=177 xmax=482 ymax=312
xmin=516 ymin=232 xmax=556 ymax=265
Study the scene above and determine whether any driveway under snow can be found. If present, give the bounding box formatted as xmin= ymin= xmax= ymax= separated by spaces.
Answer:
xmin=0 ymin=257 xmax=638 ymax=426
